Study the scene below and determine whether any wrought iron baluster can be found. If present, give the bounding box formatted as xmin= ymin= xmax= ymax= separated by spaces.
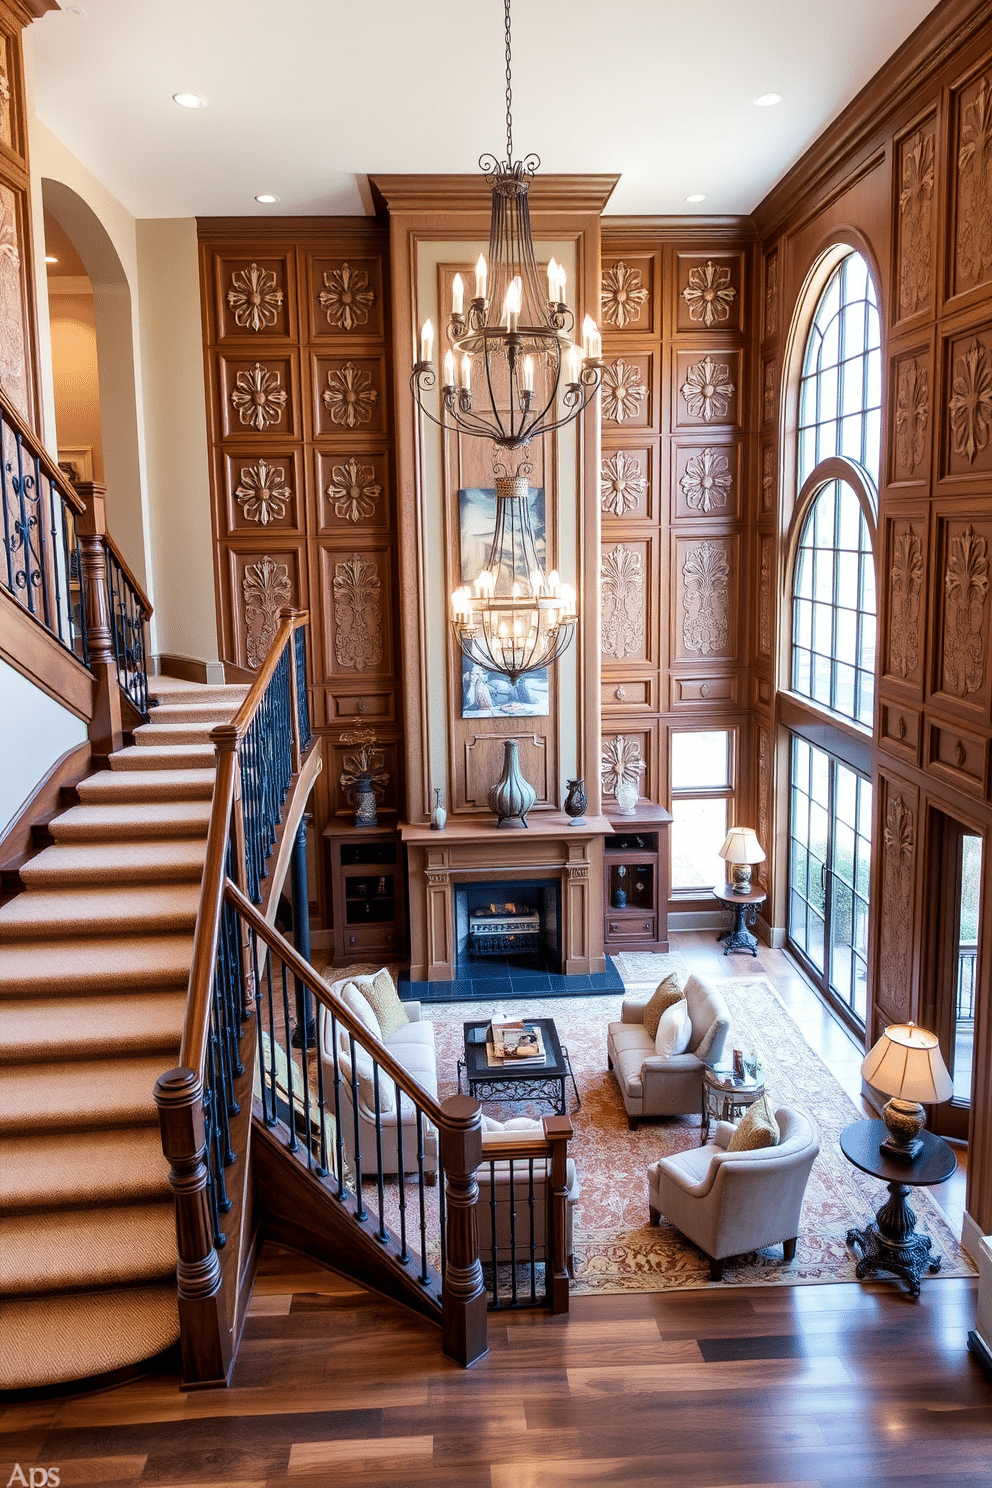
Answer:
xmin=279 ymin=958 xmax=299 ymax=1153
xmin=294 ymin=625 xmax=312 ymax=753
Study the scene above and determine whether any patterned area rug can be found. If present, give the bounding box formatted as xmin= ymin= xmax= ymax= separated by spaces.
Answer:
xmin=429 ymin=972 xmax=975 ymax=1293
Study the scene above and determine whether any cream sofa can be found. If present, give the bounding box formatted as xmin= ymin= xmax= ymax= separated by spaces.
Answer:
xmin=607 ymin=972 xmax=730 ymax=1128
xmin=477 ymin=1118 xmax=581 ymax=1274
xmin=318 ymin=977 xmax=439 ymax=1183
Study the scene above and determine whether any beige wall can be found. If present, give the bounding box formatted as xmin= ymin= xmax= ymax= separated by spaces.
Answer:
xmin=48 ymin=290 xmax=104 ymax=481
xmin=0 ymin=659 xmax=87 ymax=836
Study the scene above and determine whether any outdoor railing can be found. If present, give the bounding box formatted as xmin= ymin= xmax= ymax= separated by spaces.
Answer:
xmin=1 ymin=391 xmax=87 ymax=661
xmin=957 ymin=941 xmax=978 ymax=1024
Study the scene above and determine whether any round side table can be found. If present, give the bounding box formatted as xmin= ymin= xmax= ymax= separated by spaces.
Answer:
xmin=839 ymin=1118 xmax=957 ymax=1297
xmin=701 ymin=1064 xmax=766 ymax=1143
xmin=712 ymin=883 xmax=766 ymax=956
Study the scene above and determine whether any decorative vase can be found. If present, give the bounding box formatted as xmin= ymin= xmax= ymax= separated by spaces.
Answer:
xmin=430 ymin=787 xmax=447 ymax=831
xmin=353 ymin=773 xmax=378 ymax=827
xmin=614 ymin=776 xmax=638 ymax=816
xmin=488 ymin=738 xmax=537 ymax=828
xmin=563 ymin=777 xmax=587 ymax=826
xmin=613 ymin=865 xmax=627 ymax=908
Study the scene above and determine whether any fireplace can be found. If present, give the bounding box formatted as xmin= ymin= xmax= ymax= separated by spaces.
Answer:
xmin=455 ymin=879 xmax=561 ymax=974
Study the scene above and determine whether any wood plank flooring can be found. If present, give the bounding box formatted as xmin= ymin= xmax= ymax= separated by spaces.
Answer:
xmin=2 ymin=937 xmax=988 ymax=1486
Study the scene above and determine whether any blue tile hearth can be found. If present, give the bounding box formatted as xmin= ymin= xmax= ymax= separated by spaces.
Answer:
xmin=399 ymin=955 xmax=624 ymax=1003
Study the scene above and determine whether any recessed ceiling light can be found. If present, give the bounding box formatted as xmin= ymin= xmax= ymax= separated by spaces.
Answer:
xmin=754 ymin=92 xmax=783 ymax=107
xmin=63 ymin=5 xmax=87 ymax=14
xmin=254 ymin=194 xmax=280 ymax=204
xmin=685 ymin=193 xmax=707 ymax=204
xmin=173 ymin=92 xmax=207 ymax=109
xmin=45 ymin=255 xmax=58 ymax=264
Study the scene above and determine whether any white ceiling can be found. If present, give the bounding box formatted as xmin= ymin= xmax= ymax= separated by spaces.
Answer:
xmin=30 ymin=0 xmax=942 ymax=220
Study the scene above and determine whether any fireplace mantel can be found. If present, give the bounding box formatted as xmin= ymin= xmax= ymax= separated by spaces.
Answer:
xmin=401 ymin=816 xmax=613 ymax=981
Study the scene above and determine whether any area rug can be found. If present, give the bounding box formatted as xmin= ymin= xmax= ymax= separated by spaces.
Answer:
xmin=427 ymin=975 xmax=975 ymax=1293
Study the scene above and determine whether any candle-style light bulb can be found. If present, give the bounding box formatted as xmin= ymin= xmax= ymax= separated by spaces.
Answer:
xmin=420 ymin=319 xmax=434 ymax=363
xmin=475 ymin=254 xmax=488 ymax=301
xmin=547 ymin=257 xmax=559 ymax=303
xmin=503 ymin=276 xmax=522 ymax=332
xmin=568 ymin=343 xmax=583 ymax=384
xmin=443 ymin=349 xmax=455 ymax=387
xmin=460 ymin=353 xmax=472 ymax=391
xmin=581 ymin=316 xmax=602 ymax=360
xmin=452 ymin=273 xmax=464 ymax=316
xmin=558 ymin=265 xmax=567 ymax=304
xmin=521 ymin=354 xmax=535 ymax=393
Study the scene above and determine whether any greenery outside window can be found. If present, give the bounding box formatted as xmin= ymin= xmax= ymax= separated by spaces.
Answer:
xmin=670 ymin=729 xmax=734 ymax=893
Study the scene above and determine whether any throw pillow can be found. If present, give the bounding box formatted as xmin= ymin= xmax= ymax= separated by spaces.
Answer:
xmin=728 ymin=1093 xmax=780 ymax=1152
xmin=338 ymin=1045 xmax=396 ymax=1115
xmin=654 ymin=996 xmax=692 ymax=1057
xmin=694 ymin=1016 xmax=722 ymax=1066
xmin=357 ymin=968 xmax=409 ymax=1039
xmin=340 ymin=981 xmax=382 ymax=1042
xmin=642 ymin=972 xmax=685 ymax=1038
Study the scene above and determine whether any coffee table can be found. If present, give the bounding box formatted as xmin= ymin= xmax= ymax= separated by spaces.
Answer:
xmin=458 ymin=1018 xmax=580 ymax=1115
xmin=701 ymin=1063 xmax=766 ymax=1143
xmin=840 ymin=1118 xmax=957 ymax=1297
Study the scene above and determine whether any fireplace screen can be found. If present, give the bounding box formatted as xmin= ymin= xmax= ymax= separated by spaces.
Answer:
xmin=455 ymin=879 xmax=561 ymax=973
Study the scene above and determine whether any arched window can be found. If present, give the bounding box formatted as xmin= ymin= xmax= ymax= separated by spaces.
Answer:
xmin=784 ymin=249 xmax=880 ymax=1033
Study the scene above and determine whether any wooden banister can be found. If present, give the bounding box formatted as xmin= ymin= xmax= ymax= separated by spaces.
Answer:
xmin=0 ymin=388 xmax=85 ymax=515
xmin=228 ymin=609 xmax=307 ymax=739
xmin=178 ymin=745 xmax=239 ymax=1076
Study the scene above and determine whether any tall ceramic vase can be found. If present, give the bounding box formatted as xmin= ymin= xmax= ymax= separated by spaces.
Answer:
xmin=488 ymin=739 xmax=537 ymax=828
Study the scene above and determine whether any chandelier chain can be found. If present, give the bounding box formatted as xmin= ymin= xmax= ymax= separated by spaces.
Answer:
xmin=504 ymin=0 xmax=513 ymax=165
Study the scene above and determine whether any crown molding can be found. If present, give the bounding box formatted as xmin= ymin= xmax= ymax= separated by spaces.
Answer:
xmin=195 ymin=215 xmax=385 ymax=242
xmin=602 ymin=215 xmax=758 ymax=243
xmin=753 ymin=0 xmax=992 ymax=241
xmin=368 ymin=173 xmax=620 ymax=219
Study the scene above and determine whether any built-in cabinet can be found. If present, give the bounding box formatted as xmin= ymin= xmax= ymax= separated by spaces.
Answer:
xmin=603 ymin=804 xmax=671 ymax=952
xmin=323 ymin=821 xmax=406 ymax=965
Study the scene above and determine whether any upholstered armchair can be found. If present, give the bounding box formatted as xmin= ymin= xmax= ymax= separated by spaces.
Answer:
xmin=607 ymin=972 xmax=730 ymax=1128
xmin=647 ymin=1106 xmax=820 ymax=1278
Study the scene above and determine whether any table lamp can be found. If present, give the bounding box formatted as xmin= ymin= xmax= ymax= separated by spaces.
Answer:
xmin=718 ymin=827 xmax=765 ymax=894
xmin=860 ymin=1022 xmax=953 ymax=1160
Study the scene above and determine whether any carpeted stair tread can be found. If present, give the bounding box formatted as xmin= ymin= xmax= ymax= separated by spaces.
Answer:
xmin=77 ymin=768 xmax=216 ymax=803
xmin=0 ymin=1203 xmax=177 ymax=1296
xmin=132 ymin=721 xmax=224 ymax=748
xmin=149 ymin=679 xmax=248 ymax=706
xmin=1 ymin=1128 xmax=171 ymax=1214
xmin=0 ymin=991 xmax=187 ymax=1063
xmin=0 ymin=883 xmax=201 ymax=939
xmin=0 ymin=1285 xmax=180 ymax=1391
xmin=145 ymin=702 xmax=243 ymax=726
xmin=19 ymin=838 xmax=207 ymax=887
xmin=108 ymin=742 xmax=216 ymax=771
xmin=49 ymin=801 xmax=212 ymax=841
xmin=0 ymin=1055 xmax=168 ymax=1134
xmin=0 ymin=933 xmax=193 ymax=995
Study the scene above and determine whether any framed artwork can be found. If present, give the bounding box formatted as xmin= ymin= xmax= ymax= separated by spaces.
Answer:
xmin=457 ymin=486 xmax=549 ymax=718
xmin=57 ymin=445 xmax=94 ymax=484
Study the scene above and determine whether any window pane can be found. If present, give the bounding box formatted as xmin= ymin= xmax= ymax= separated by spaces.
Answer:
xmin=671 ymin=797 xmax=728 ymax=890
xmin=797 ymin=251 xmax=881 ymax=486
xmin=671 ymin=731 xmax=730 ymax=791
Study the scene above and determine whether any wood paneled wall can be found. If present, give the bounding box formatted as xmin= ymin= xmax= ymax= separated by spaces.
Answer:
xmin=197 ymin=219 xmax=402 ymax=916
xmin=598 ymin=224 xmax=756 ymax=880
xmin=753 ymin=0 xmax=992 ymax=1233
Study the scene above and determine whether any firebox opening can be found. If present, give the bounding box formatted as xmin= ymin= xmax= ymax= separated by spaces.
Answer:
xmin=455 ymin=879 xmax=562 ymax=975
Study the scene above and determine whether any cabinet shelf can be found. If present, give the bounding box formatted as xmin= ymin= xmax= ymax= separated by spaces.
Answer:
xmin=324 ymin=823 xmax=407 ymax=964
xmin=603 ymin=807 xmax=671 ymax=954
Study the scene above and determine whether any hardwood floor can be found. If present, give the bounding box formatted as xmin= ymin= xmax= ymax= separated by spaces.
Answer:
xmin=2 ymin=936 xmax=987 ymax=1486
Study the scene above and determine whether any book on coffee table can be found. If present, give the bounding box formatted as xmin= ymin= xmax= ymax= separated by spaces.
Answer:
xmin=489 ymin=1019 xmax=545 ymax=1061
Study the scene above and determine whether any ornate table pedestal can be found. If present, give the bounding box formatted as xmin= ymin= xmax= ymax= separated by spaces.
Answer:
xmin=840 ymin=1120 xmax=957 ymax=1298
xmin=712 ymin=883 xmax=766 ymax=957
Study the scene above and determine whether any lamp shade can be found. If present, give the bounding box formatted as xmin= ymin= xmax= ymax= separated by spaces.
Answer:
xmin=717 ymin=827 xmax=766 ymax=866
xmin=861 ymin=1023 xmax=954 ymax=1106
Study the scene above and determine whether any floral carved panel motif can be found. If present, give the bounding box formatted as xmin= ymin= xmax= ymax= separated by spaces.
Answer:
xmin=226 ymin=263 xmax=284 ymax=332
xmin=601 ymin=734 xmax=647 ymax=795
xmin=942 ymin=523 xmax=989 ymax=698
xmin=681 ymin=539 xmax=730 ymax=656
xmin=678 ymin=355 xmax=735 ymax=425
xmin=893 ymin=356 xmax=929 ymax=479
xmin=322 ymin=361 xmax=379 ymax=430
xmin=889 ymin=524 xmax=924 ymax=681
xmin=229 ymin=363 xmax=288 ymax=431
xmin=955 ymin=73 xmax=992 ymax=294
xmin=764 ymin=252 xmax=779 ymax=340
xmin=758 ymin=537 xmax=773 ymax=656
xmin=880 ymin=790 xmax=914 ymax=1019
xmin=318 ymin=261 xmax=375 ymax=331
xmin=325 ymin=456 xmax=382 ymax=524
xmin=678 ymin=447 xmax=732 ymax=514
xmin=0 ymin=185 xmax=28 ymax=418
xmin=897 ymin=125 xmax=935 ymax=318
xmin=601 ymin=358 xmax=649 ymax=424
xmin=761 ymin=446 xmax=775 ymax=513
xmin=680 ymin=260 xmax=737 ymax=329
xmin=600 ymin=450 xmax=647 ymax=518
xmin=762 ymin=360 xmax=777 ymax=424
xmin=601 ymin=544 xmax=645 ymax=659
xmin=243 ymin=555 xmax=293 ymax=669
xmin=601 ymin=261 xmax=649 ymax=329
xmin=332 ymin=555 xmax=383 ymax=670
xmin=0 ymin=40 xmax=12 ymax=151
xmin=948 ymin=335 xmax=992 ymax=469
xmin=235 ymin=459 xmax=292 ymax=525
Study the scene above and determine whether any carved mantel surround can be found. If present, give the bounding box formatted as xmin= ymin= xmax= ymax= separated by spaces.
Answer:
xmin=401 ymin=816 xmax=612 ymax=981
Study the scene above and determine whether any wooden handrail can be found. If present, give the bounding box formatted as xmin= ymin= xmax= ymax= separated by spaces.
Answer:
xmin=0 ymin=386 xmax=85 ymax=515
xmin=105 ymin=529 xmax=153 ymax=618
xmin=228 ymin=608 xmax=308 ymax=739
xmin=178 ymin=747 xmax=239 ymax=1075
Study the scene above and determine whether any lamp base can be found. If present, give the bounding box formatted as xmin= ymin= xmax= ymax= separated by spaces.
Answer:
xmin=730 ymin=863 xmax=752 ymax=895
xmin=879 ymin=1097 xmax=926 ymax=1161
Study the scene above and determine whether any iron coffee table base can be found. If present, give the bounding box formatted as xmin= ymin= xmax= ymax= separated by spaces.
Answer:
xmin=846 ymin=1182 xmax=942 ymax=1298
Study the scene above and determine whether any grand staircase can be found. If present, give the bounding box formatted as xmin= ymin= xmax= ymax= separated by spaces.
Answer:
xmin=0 ymin=677 xmax=248 ymax=1390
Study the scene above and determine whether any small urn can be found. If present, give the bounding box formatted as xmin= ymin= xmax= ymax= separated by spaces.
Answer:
xmin=614 ymin=776 xmax=638 ymax=816
xmin=353 ymin=773 xmax=378 ymax=827
xmin=430 ymin=787 xmax=447 ymax=831
xmin=488 ymin=738 xmax=537 ymax=828
xmin=564 ymin=777 xmax=587 ymax=826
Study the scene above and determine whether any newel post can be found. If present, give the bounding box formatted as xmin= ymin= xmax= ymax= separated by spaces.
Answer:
xmin=543 ymin=1114 xmax=574 ymax=1314
xmin=154 ymin=1066 xmax=232 ymax=1387
xmin=75 ymin=481 xmax=123 ymax=757
xmin=439 ymin=1093 xmax=488 ymax=1366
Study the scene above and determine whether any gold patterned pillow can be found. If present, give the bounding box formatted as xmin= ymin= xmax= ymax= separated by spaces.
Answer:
xmin=356 ymin=968 xmax=409 ymax=1039
xmin=727 ymin=1093 xmax=780 ymax=1152
xmin=641 ymin=973 xmax=685 ymax=1038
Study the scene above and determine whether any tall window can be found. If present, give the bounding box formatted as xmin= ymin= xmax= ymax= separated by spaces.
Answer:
xmin=670 ymin=729 xmax=734 ymax=893
xmin=785 ymin=250 xmax=880 ymax=1032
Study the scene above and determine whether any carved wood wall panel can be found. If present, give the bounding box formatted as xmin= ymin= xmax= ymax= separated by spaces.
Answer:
xmin=943 ymin=325 xmax=992 ymax=476
xmin=673 ymin=440 xmax=739 ymax=520
xmin=895 ymin=117 xmax=936 ymax=323
xmin=935 ymin=516 xmax=992 ymax=710
xmin=460 ymin=733 xmax=550 ymax=812
xmin=674 ymin=348 xmax=741 ymax=429
xmin=601 ymin=540 xmax=648 ymax=661
xmin=673 ymin=535 xmax=735 ymax=662
xmin=676 ymin=253 xmax=743 ymax=333
xmin=0 ymin=10 xmax=39 ymax=428
xmin=199 ymin=222 xmax=398 ymax=918
xmin=891 ymin=346 xmax=932 ymax=483
xmin=875 ymin=777 xmax=918 ymax=1027
xmin=952 ymin=69 xmax=992 ymax=300
xmin=883 ymin=515 xmax=926 ymax=689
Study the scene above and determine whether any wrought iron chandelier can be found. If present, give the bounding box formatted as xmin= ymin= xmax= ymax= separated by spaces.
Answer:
xmin=411 ymin=0 xmax=597 ymax=683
